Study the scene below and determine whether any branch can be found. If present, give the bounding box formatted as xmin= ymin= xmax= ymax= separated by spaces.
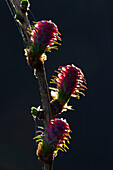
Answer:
xmin=44 ymin=160 xmax=53 ymax=170
xmin=34 ymin=61 xmax=52 ymax=122
xmin=34 ymin=61 xmax=53 ymax=170
xmin=6 ymin=0 xmax=53 ymax=169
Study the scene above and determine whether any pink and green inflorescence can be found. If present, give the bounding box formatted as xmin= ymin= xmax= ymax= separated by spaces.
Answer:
xmin=50 ymin=64 xmax=87 ymax=105
xmin=25 ymin=20 xmax=61 ymax=68
xmin=35 ymin=118 xmax=71 ymax=162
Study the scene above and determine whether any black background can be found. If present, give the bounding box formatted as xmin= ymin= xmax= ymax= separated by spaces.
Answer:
xmin=0 ymin=0 xmax=113 ymax=169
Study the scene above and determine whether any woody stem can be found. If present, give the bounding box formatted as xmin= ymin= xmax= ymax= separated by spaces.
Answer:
xmin=34 ymin=61 xmax=53 ymax=170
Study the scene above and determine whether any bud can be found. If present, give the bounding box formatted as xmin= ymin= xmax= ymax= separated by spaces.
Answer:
xmin=34 ymin=118 xmax=71 ymax=163
xmin=25 ymin=20 xmax=61 ymax=68
xmin=15 ymin=13 xmax=24 ymax=24
xmin=50 ymin=64 xmax=87 ymax=105
xmin=20 ymin=0 xmax=30 ymax=12
xmin=31 ymin=106 xmax=44 ymax=120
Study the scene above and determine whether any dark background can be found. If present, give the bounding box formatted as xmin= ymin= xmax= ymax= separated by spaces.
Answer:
xmin=0 ymin=0 xmax=113 ymax=169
